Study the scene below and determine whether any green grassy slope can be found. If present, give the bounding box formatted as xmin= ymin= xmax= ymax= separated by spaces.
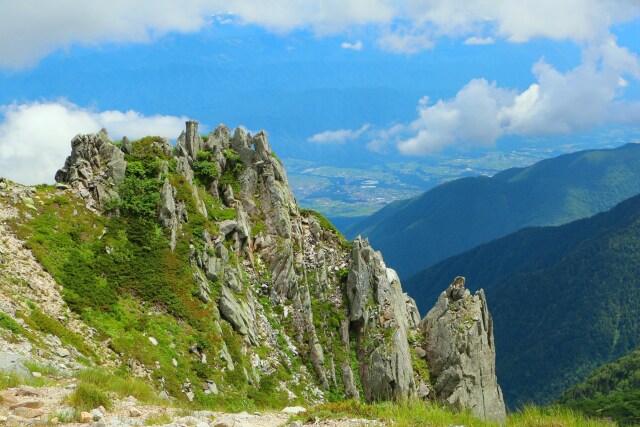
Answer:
xmin=405 ymin=193 xmax=640 ymax=408
xmin=558 ymin=349 xmax=640 ymax=425
xmin=347 ymin=143 xmax=640 ymax=278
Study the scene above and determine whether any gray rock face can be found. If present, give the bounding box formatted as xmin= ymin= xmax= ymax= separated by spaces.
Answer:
xmin=341 ymin=360 xmax=360 ymax=399
xmin=0 ymin=352 xmax=32 ymax=380
xmin=48 ymin=120 xmax=508 ymax=410
xmin=218 ymin=285 xmax=258 ymax=345
xmin=420 ymin=277 xmax=506 ymax=422
xmin=159 ymin=179 xmax=180 ymax=250
xmin=55 ymin=129 xmax=126 ymax=207
xmin=175 ymin=120 xmax=204 ymax=164
xmin=346 ymin=237 xmax=417 ymax=401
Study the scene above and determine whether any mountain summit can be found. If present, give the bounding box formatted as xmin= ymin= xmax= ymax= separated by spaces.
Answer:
xmin=0 ymin=121 xmax=505 ymax=422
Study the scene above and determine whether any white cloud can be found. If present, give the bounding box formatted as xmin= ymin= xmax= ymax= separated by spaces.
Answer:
xmin=398 ymin=81 xmax=512 ymax=155
xmin=393 ymin=39 xmax=640 ymax=155
xmin=0 ymin=0 xmax=218 ymax=69
xmin=464 ymin=36 xmax=495 ymax=45
xmin=0 ymin=101 xmax=189 ymax=185
xmin=377 ymin=28 xmax=434 ymax=54
xmin=2 ymin=0 xmax=640 ymax=66
xmin=221 ymin=0 xmax=395 ymax=34
xmin=341 ymin=40 xmax=363 ymax=50
xmin=308 ymin=124 xmax=370 ymax=144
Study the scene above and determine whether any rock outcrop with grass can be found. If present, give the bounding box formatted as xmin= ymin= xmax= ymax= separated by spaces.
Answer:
xmin=421 ymin=276 xmax=506 ymax=422
xmin=0 ymin=121 xmax=506 ymax=424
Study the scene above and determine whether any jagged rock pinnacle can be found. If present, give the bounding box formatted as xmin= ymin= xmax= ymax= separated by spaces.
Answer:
xmin=420 ymin=276 xmax=506 ymax=422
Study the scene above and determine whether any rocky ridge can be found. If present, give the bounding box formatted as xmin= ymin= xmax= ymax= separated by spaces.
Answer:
xmin=1 ymin=121 xmax=505 ymax=423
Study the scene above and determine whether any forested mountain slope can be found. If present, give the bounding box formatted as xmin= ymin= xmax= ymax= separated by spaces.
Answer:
xmin=347 ymin=143 xmax=640 ymax=278
xmin=405 ymin=193 xmax=640 ymax=406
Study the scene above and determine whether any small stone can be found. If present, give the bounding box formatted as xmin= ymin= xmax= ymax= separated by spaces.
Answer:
xmin=195 ymin=422 xmax=209 ymax=427
xmin=288 ymin=422 xmax=303 ymax=427
xmin=50 ymin=417 xmax=59 ymax=424
xmin=5 ymin=415 xmax=23 ymax=427
xmin=281 ymin=406 xmax=306 ymax=414
xmin=80 ymin=412 xmax=92 ymax=423
xmin=56 ymin=347 xmax=70 ymax=358
xmin=9 ymin=400 xmax=44 ymax=409
xmin=417 ymin=381 xmax=431 ymax=399
xmin=172 ymin=358 xmax=178 ymax=367
xmin=206 ymin=380 xmax=219 ymax=395
xmin=91 ymin=408 xmax=104 ymax=420
xmin=415 ymin=346 xmax=426 ymax=359
xmin=148 ymin=337 xmax=158 ymax=346
xmin=186 ymin=391 xmax=195 ymax=402
xmin=0 ymin=390 xmax=18 ymax=406
xmin=159 ymin=390 xmax=170 ymax=400
xmin=31 ymin=372 xmax=42 ymax=378
xmin=128 ymin=407 xmax=142 ymax=418
xmin=12 ymin=406 xmax=44 ymax=419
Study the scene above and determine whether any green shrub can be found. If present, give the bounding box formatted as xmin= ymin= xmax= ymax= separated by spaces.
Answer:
xmin=220 ymin=149 xmax=245 ymax=193
xmin=50 ymin=408 xmax=79 ymax=423
xmin=26 ymin=309 xmax=95 ymax=358
xmin=119 ymin=175 xmax=161 ymax=218
xmin=210 ymin=205 xmax=237 ymax=221
xmin=67 ymin=382 xmax=112 ymax=411
xmin=0 ymin=312 xmax=24 ymax=335
xmin=145 ymin=413 xmax=173 ymax=425
xmin=194 ymin=151 xmax=219 ymax=184
xmin=76 ymin=368 xmax=157 ymax=403
xmin=130 ymin=136 xmax=169 ymax=160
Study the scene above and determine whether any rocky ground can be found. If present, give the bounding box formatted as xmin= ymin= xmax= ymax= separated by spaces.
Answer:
xmin=0 ymin=380 xmax=381 ymax=426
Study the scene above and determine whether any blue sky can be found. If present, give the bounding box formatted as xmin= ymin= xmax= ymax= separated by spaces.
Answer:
xmin=0 ymin=1 xmax=639 ymax=184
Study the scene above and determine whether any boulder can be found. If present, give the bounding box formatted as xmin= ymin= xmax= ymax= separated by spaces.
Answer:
xmin=54 ymin=130 xmax=126 ymax=208
xmin=421 ymin=276 xmax=506 ymax=422
xmin=219 ymin=220 xmax=237 ymax=237
xmin=0 ymin=353 xmax=32 ymax=380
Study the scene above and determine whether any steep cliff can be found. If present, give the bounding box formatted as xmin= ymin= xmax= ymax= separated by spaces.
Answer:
xmin=1 ymin=121 xmax=504 ymax=418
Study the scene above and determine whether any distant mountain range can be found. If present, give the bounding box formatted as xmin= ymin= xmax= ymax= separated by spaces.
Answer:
xmin=404 ymin=192 xmax=640 ymax=407
xmin=347 ymin=143 xmax=640 ymax=278
xmin=559 ymin=348 xmax=640 ymax=426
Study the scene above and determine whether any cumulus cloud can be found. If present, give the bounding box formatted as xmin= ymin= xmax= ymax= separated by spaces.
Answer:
xmin=398 ymin=82 xmax=512 ymax=155
xmin=308 ymin=124 xmax=370 ymax=144
xmin=393 ymin=40 xmax=640 ymax=155
xmin=0 ymin=0 xmax=221 ymax=68
xmin=2 ymin=0 xmax=640 ymax=66
xmin=341 ymin=40 xmax=363 ymax=50
xmin=464 ymin=36 xmax=495 ymax=45
xmin=0 ymin=101 xmax=189 ymax=184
